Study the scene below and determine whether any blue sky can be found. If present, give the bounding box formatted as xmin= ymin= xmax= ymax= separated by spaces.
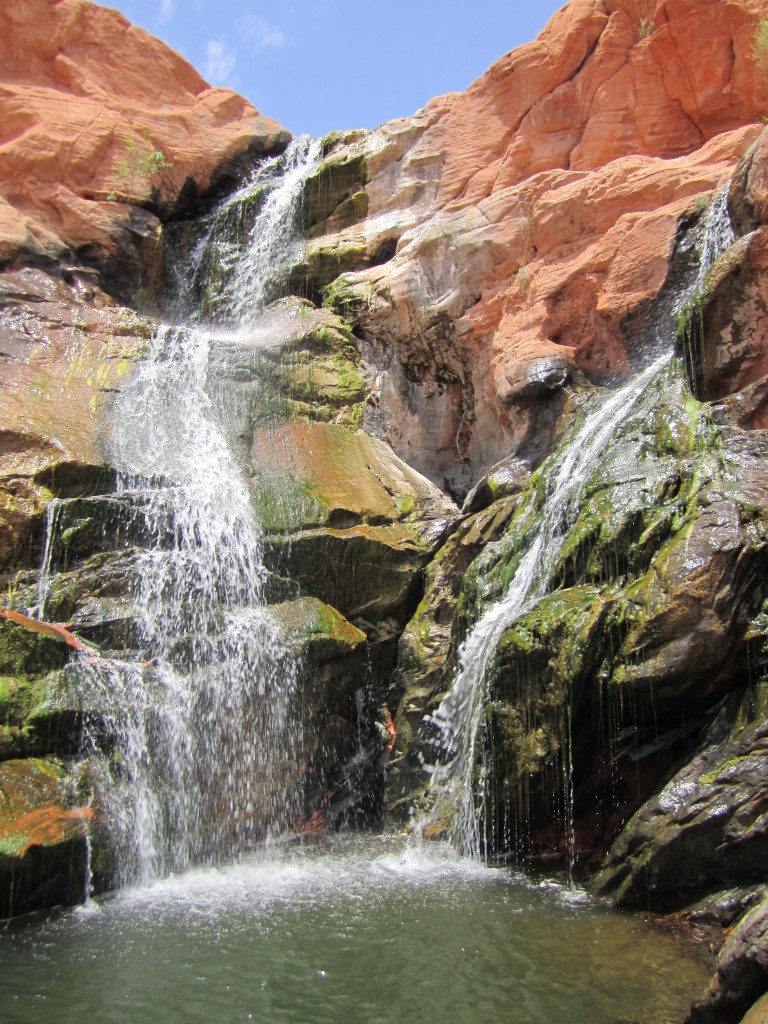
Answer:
xmin=106 ymin=0 xmax=566 ymax=137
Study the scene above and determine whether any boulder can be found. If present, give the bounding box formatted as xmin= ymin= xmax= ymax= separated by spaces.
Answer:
xmin=592 ymin=708 xmax=768 ymax=910
xmin=685 ymin=895 xmax=768 ymax=1024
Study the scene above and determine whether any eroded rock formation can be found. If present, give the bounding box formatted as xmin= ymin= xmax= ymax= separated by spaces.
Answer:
xmin=0 ymin=0 xmax=288 ymax=288
xmin=4 ymin=1 xmax=768 ymax=1020
xmin=300 ymin=0 xmax=768 ymax=497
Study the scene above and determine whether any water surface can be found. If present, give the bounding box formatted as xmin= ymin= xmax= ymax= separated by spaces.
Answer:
xmin=0 ymin=836 xmax=707 ymax=1024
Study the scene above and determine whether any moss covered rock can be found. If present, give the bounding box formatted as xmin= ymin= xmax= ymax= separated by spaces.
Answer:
xmin=390 ymin=357 xmax=768 ymax=868
xmin=592 ymin=679 xmax=768 ymax=911
xmin=303 ymin=150 xmax=368 ymax=238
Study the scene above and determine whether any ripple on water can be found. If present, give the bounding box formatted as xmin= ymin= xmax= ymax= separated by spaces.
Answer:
xmin=0 ymin=836 xmax=708 ymax=1024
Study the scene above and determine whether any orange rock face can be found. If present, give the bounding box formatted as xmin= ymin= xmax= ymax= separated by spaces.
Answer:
xmin=309 ymin=0 xmax=768 ymax=492
xmin=0 ymin=266 xmax=157 ymax=570
xmin=1 ymin=0 xmax=767 ymax=501
xmin=0 ymin=0 xmax=289 ymax=271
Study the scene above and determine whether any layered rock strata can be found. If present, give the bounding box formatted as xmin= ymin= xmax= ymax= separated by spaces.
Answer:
xmin=300 ymin=0 xmax=768 ymax=496
xmin=4 ymin=2 xmax=768 ymax=1021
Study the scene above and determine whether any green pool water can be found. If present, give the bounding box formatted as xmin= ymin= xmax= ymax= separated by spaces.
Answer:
xmin=0 ymin=835 xmax=708 ymax=1024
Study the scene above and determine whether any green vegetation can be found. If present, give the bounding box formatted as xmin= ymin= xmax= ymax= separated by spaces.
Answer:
xmin=107 ymin=130 xmax=172 ymax=203
xmin=752 ymin=17 xmax=768 ymax=68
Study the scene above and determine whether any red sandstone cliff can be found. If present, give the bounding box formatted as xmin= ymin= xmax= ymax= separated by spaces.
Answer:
xmin=2 ymin=0 xmax=767 ymax=518
xmin=307 ymin=0 xmax=768 ymax=492
xmin=0 ymin=0 xmax=289 ymax=274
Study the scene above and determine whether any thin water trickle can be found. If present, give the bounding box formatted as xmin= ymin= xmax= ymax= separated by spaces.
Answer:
xmin=688 ymin=188 xmax=735 ymax=300
xmin=421 ymin=353 xmax=673 ymax=858
xmin=419 ymin=186 xmax=737 ymax=861
xmin=34 ymin=497 xmax=62 ymax=618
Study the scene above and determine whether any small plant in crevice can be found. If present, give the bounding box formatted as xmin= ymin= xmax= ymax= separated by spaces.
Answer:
xmin=752 ymin=17 xmax=768 ymax=69
xmin=515 ymin=264 xmax=532 ymax=297
xmin=107 ymin=129 xmax=173 ymax=204
xmin=638 ymin=17 xmax=655 ymax=39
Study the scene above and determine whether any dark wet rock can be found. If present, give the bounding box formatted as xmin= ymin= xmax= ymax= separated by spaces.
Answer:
xmin=388 ymin=358 xmax=768 ymax=864
xmin=461 ymin=458 xmax=530 ymax=515
xmin=592 ymin=702 xmax=768 ymax=909
xmin=384 ymin=495 xmax=520 ymax=818
xmin=687 ymin=886 xmax=768 ymax=929
xmin=678 ymin=228 xmax=768 ymax=408
xmin=266 ymin=524 xmax=426 ymax=626
xmin=685 ymin=895 xmax=768 ymax=1024
xmin=270 ymin=597 xmax=369 ymax=813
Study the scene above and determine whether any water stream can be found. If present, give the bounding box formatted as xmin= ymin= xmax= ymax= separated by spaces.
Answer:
xmin=49 ymin=137 xmax=322 ymax=885
xmin=419 ymin=189 xmax=737 ymax=859
xmin=4 ymin=145 xmax=726 ymax=1022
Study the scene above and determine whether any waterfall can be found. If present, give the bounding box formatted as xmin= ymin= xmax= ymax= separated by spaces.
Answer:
xmin=419 ymin=188 xmax=736 ymax=860
xmin=181 ymin=137 xmax=322 ymax=329
xmin=49 ymin=137 xmax=323 ymax=885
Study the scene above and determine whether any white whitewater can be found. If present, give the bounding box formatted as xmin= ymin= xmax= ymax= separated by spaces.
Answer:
xmin=185 ymin=136 xmax=322 ymax=329
xmin=423 ymin=354 xmax=672 ymax=858
xmin=421 ymin=188 xmax=736 ymax=859
xmin=73 ymin=137 xmax=321 ymax=884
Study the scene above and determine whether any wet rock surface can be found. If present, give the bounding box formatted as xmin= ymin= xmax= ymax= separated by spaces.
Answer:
xmin=3 ymin=12 xmax=768 ymax=1024
xmin=685 ymin=895 xmax=768 ymax=1024
xmin=592 ymin=699 xmax=768 ymax=910
xmin=0 ymin=757 xmax=95 ymax=918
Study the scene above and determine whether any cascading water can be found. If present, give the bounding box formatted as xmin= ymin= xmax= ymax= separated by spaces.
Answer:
xmin=1 ymin=139 xmax=719 ymax=1024
xmin=419 ymin=188 xmax=737 ymax=861
xmin=47 ymin=137 xmax=322 ymax=885
xmin=181 ymin=137 xmax=322 ymax=329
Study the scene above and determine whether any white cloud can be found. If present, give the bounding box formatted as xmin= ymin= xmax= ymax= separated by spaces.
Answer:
xmin=242 ymin=14 xmax=286 ymax=51
xmin=158 ymin=0 xmax=174 ymax=25
xmin=203 ymin=39 xmax=237 ymax=86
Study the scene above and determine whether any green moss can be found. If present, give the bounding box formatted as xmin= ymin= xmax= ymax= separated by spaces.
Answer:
xmin=303 ymin=152 xmax=368 ymax=232
xmin=320 ymin=129 xmax=368 ymax=158
xmin=345 ymin=402 xmax=365 ymax=430
xmin=0 ymin=620 xmax=70 ymax=679
xmin=251 ymin=477 xmax=328 ymax=534
xmin=272 ymin=597 xmax=366 ymax=651
xmin=0 ymin=675 xmax=51 ymax=726
xmin=394 ymin=493 xmax=417 ymax=519
xmin=287 ymin=247 xmax=369 ymax=308
xmin=676 ymin=292 xmax=706 ymax=398
xmin=307 ymin=190 xmax=368 ymax=240
xmin=699 ymin=756 xmax=750 ymax=786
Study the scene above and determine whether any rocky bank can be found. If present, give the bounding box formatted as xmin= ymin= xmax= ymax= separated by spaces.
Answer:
xmin=4 ymin=1 xmax=768 ymax=1021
